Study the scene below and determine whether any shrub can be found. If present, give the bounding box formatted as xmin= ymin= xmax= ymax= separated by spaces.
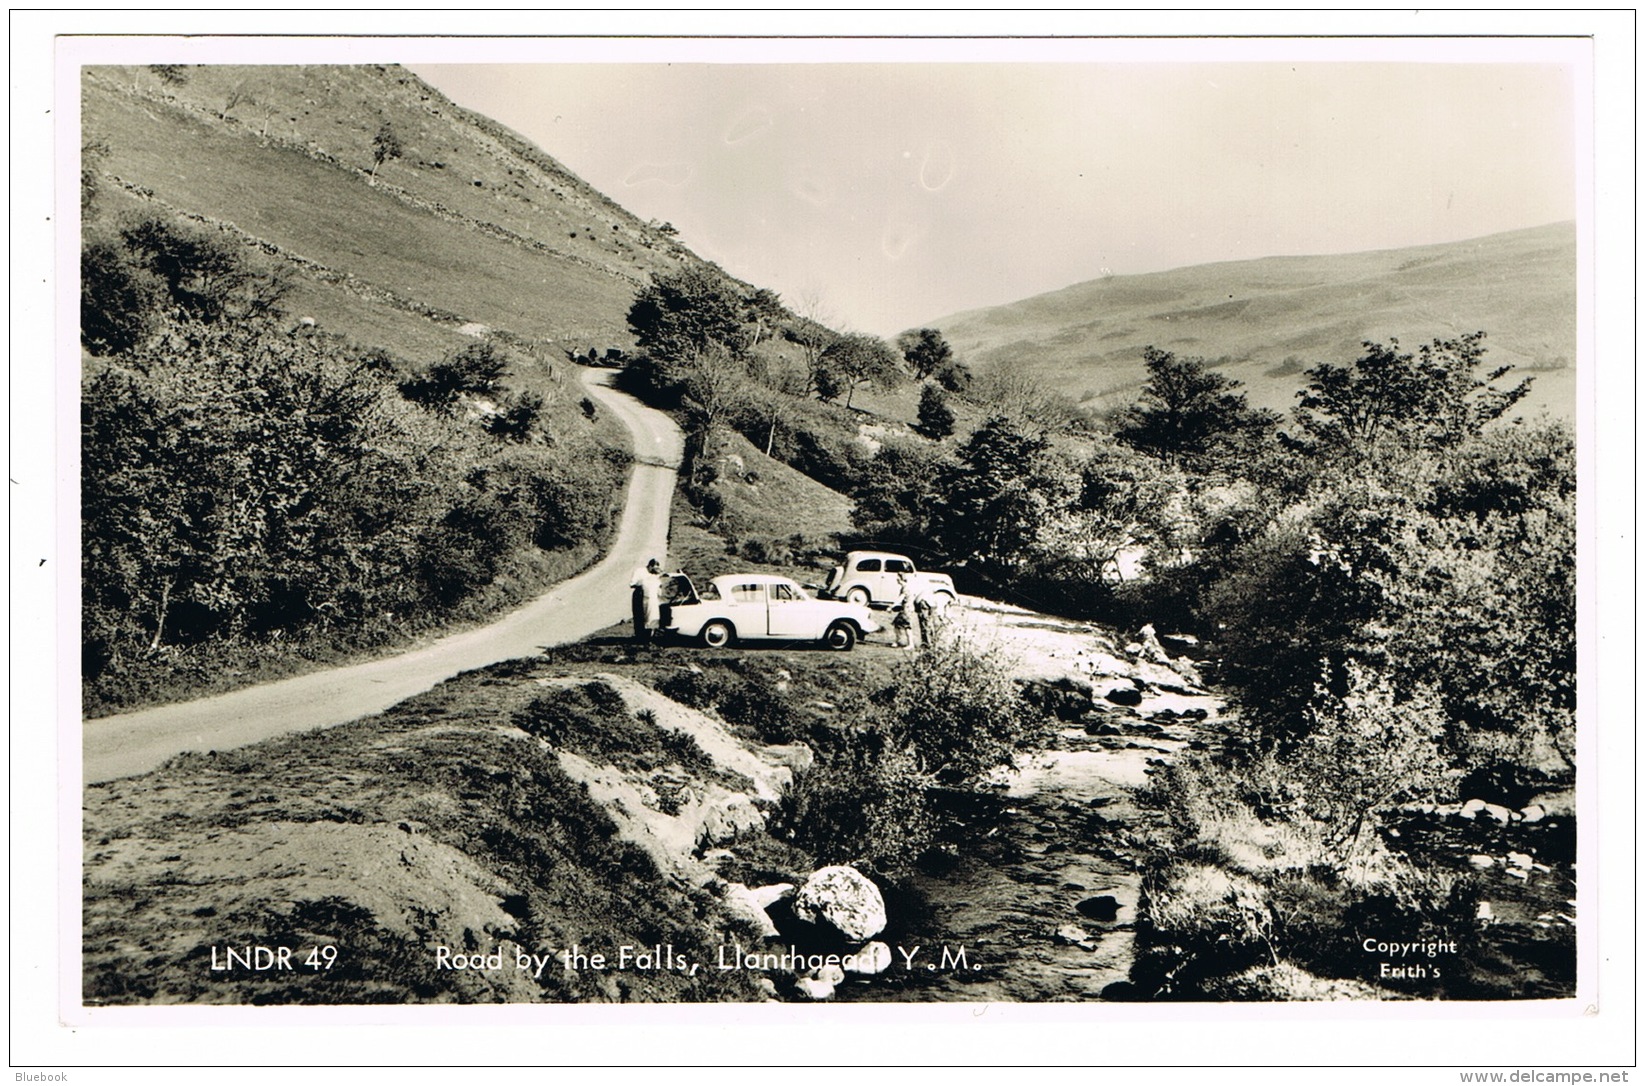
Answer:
xmin=400 ymin=341 xmax=511 ymax=411
xmin=871 ymin=629 xmax=1050 ymax=785
xmin=486 ymin=391 xmax=545 ymax=442
xmin=776 ymin=737 xmax=934 ymax=877
xmin=655 ymin=663 xmax=813 ymax=747
xmin=1283 ymin=666 xmax=1455 ymax=857
xmin=655 ymin=667 xmax=740 ymax=713
xmin=81 ymin=236 xmax=165 ymax=355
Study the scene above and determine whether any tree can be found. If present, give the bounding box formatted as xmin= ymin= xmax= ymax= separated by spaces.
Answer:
xmin=933 ymin=357 xmax=975 ymax=395
xmin=896 ymin=327 xmax=954 ymax=379
xmin=914 ymin=382 xmax=956 ymax=440
xmin=118 ymin=217 xmax=284 ymax=324
xmin=371 ymin=122 xmax=403 ymax=178
xmin=626 ymin=266 xmax=746 ymax=363
xmin=785 ymin=287 xmax=840 ymax=398
xmin=850 ymin=438 xmax=952 ymax=547
xmin=1286 ymin=333 xmax=1531 ymax=457
xmin=81 ymin=236 xmax=165 ymax=355
xmin=676 ymin=347 xmax=753 ymax=485
xmin=930 ymin=415 xmax=1080 ymax=581
xmin=1115 ymin=347 xmax=1276 ymax=465
xmin=972 ymin=369 xmax=1085 ymax=433
xmin=743 ymin=287 xmax=787 ymax=351
xmin=1066 ymin=443 xmax=1192 ymax=584
xmin=816 ymin=333 xmax=904 ymax=409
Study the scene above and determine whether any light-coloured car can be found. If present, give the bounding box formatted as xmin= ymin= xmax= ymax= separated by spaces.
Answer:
xmin=821 ymin=551 xmax=959 ymax=609
xmin=663 ymin=573 xmax=881 ymax=651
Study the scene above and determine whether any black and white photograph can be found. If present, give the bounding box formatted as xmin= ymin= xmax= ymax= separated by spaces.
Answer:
xmin=13 ymin=9 xmax=1635 ymax=1075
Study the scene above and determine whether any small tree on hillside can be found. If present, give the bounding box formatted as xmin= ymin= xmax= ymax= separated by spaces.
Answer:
xmin=400 ymin=341 xmax=510 ymax=412
xmin=933 ymin=356 xmax=975 ymax=395
xmin=371 ymin=122 xmax=404 ymax=178
xmin=1115 ymin=347 xmax=1275 ymax=465
xmin=896 ymin=327 xmax=954 ymax=380
xmin=817 ymin=333 xmax=904 ymax=409
xmin=915 ymin=382 xmax=956 ymax=440
xmin=1286 ymin=332 xmax=1530 ymax=457
xmin=743 ymin=287 xmax=787 ymax=351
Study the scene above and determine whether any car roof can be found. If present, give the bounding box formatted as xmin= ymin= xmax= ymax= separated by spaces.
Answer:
xmin=846 ymin=550 xmax=910 ymax=561
xmin=709 ymin=573 xmax=800 ymax=587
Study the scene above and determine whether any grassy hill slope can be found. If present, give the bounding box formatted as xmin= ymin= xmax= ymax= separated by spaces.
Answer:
xmin=83 ymin=64 xmax=705 ymax=361
xmin=930 ymin=223 xmax=1577 ymax=421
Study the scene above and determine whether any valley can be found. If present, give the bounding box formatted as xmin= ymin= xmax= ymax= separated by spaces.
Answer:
xmin=76 ymin=62 xmax=1578 ymax=1009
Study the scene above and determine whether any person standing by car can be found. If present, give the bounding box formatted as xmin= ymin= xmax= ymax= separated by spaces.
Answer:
xmin=892 ymin=572 xmax=922 ymax=651
xmin=630 ymin=557 xmax=664 ymax=645
xmin=915 ymin=587 xmax=941 ymax=648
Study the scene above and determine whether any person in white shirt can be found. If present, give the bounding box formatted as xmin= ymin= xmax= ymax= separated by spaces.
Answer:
xmin=630 ymin=558 xmax=664 ymax=644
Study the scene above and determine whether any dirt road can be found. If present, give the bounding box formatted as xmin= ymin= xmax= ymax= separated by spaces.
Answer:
xmin=81 ymin=368 xmax=683 ymax=784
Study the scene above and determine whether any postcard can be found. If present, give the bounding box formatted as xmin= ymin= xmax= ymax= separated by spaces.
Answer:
xmin=13 ymin=9 xmax=1634 ymax=1074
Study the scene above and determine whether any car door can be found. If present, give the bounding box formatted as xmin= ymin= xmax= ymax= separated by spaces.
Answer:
xmin=724 ymin=581 xmax=767 ymax=637
xmin=765 ymin=580 xmax=812 ymax=639
xmin=851 ymin=557 xmax=883 ymax=602
xmin=883 ymin=558 xmax=915 ymax=604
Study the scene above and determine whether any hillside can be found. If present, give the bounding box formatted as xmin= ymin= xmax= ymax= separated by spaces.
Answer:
xmin=82 ymin=64 xmax=711 ymax=361
xmin=929 ymin=223 xmax=1577 ymax=421
xmin=79 ymin=63 xmax=746 ymax=715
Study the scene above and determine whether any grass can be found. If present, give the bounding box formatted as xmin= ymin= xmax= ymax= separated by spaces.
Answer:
xmin=84 ymin=74 xmax=647 ymax=351
xmin=83 ymin=667 xmax=775 ymax=1004
xmin=697 ymin=428 xmax=855 ymax=560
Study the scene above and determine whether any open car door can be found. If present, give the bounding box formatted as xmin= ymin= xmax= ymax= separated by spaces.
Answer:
xmin=658 ymin=573 xmax=698 ymax=630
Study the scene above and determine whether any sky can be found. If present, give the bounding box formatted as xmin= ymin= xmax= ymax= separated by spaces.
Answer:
xmin=412 ymin=55 xmax=1577 ymax=337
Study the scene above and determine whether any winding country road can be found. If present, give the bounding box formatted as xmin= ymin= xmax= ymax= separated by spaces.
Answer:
xmin=82 ymin=368 xmax=683 ymax=784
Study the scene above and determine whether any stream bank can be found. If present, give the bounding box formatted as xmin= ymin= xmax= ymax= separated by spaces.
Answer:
xmin=841 ymin=604 xmax=1226 ymax=1002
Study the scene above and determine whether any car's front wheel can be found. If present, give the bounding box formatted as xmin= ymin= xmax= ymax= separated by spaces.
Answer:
xmin=700 ymin=620 xmax=735 ymax=649
xmin=824 ymin=621 xmax=857 ymax=652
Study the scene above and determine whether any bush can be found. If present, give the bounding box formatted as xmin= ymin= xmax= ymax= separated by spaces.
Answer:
xmin=1283 ymin=666 xmax=1455 ymax=857
xmin=776 ymin=737 xmax=934 ymax=877
xmin=871 ymin=630 xmax=1050 ymax=785
xmin=81 ymin=236 xmax=165 ymax=355
xmin=400 ymin=341 xmax=511 ymax=411
xmin=80 ymin=312 xmax=625 ymax=711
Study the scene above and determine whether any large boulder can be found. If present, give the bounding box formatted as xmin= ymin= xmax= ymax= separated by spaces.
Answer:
xmin=791 ymin=865 xmax=887 ymax=943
